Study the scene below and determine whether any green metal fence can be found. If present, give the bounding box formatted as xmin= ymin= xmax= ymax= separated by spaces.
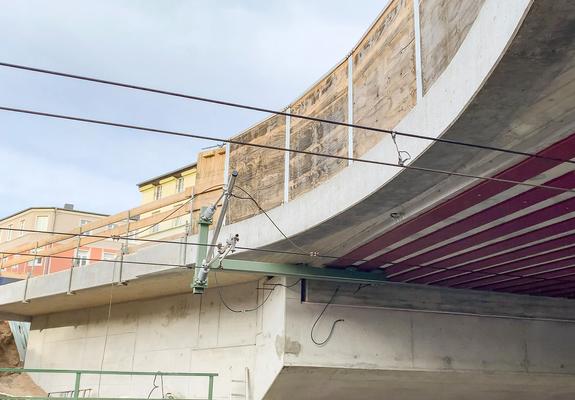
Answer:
xmin=0 ymin=368 xmax=217 ymax=400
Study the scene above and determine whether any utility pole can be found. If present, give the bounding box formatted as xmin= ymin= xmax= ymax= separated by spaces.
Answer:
xmin=192 ymin=170 xmax=238 ymax=294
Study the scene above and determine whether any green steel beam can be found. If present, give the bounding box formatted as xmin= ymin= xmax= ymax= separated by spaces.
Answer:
xmin=219 ymin=259 xmax=386 ymax=284
xmin=0 ymin=368 xmax=218 ymax=400
xmin=73 ymin=372 xmax=81 ymax=399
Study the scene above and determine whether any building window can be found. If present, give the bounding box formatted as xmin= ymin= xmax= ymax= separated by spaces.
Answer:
xmin=107 ymin=223 xmax=117 ymax=231
xmin=6 ymin=224 xmax=13 ymax=241
xmin=154 ymin=185 xmax=162 ymax=200
xmin=76 ymin=249 xmax=90 ymax=267
xmin=173 ymin=204 xmax=183 ymax=228
xmin=79 ymin=219 xmax=91 ymax=235
xmin=27 ymin=257 xmax=42 ymax=267
xmin=176 ymin=177 xmax=184 ymax=193
xmin=19 ymin=220 xmax=25 ymax=237
xmin=36 ymin=216 xmax=49 ymax=232
xmin=102 ymin=252 xmax=116 ymax=261
xmin=151 ymin=211 xmax=160 ymax=233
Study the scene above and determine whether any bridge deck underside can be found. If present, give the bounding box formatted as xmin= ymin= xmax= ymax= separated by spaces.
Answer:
xmin=331 ymin=134 xmax=575 ymax=299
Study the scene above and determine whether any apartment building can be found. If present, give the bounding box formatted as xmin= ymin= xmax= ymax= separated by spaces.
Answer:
xmin=136 ymin=162 xmax=198 ymax=240
xmin=136 ymin=147 xmax=227 ymax=240
xmin=0 ymin=205 xmax=120 ymax=277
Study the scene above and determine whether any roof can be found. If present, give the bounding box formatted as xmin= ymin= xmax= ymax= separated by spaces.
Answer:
xmin=137 ymin=161 xmax=197 ymax=187
xmin=0 ymin=207 xmax=109 ymax=224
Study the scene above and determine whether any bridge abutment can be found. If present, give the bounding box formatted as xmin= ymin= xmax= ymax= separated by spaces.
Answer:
xmin=23 ymin=278 xmax=575 ymax=399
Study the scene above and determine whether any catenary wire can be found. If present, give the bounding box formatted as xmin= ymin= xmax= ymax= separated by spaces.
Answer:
xmin=1 ymin=227 xmax=575 ymax=290
xmin=0 ymin=226 xmax=316 ymax=258
xmin=1 ymin=106 xmax=574 ymax=195
xmin=1 ymin=249 xmax=573 ymax=296
xmin=1 ymin=61 xmax=574 ymax=166
xmin=231 ymin=186 xmax=311 ymax=254
xmin=122 ymin=183 xmax=222 ymax=238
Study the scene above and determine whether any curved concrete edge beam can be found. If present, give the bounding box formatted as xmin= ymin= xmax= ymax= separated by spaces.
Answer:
xmin=217 ymin=0 xmax=533 ymax=252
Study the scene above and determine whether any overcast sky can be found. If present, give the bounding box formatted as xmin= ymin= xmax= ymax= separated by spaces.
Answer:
xmin=0 ymin=0 xmax=386 ymax=217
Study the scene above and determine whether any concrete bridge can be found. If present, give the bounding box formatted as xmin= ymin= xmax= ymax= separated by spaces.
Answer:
xmin=1 ymin=0 xmax=575 ymax=398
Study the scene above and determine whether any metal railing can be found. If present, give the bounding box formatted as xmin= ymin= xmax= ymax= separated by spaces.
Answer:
xmin=0 ymin=368 xmax=217 ymax=400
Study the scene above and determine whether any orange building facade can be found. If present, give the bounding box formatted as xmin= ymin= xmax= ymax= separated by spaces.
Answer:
xmin=0 ymin=206 xmax=120 ymax=277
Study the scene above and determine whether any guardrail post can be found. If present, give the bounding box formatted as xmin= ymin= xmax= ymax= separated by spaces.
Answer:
xmin=67 ymin=234 xmax=81 ymax=295
xmin=21 ymin=271 xmax=31 ymax=303
xmin=117 ymin=211 xmax=131 ymax=285
xmin=73 ymin=371 xmax=81 ymax=399
xmin=208 ymin=375 xmax=214 ymax=400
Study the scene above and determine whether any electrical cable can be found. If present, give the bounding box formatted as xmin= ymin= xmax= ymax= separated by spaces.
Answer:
xmin=231 ymin=186 xmax=312 ymax=255
xmin=1 ymin=106 xmax=575 ymax=194
xmin=2 ymin=248 xmax=574 ymax=296
xmin=146 ymin=373 xmax=165 ymax=399
xmin=2 ymin=227 xmax=575 ymax=289
xmin=262 ymin=279 xmax=302 ymax=289
xmin=122 ymin=184 xmax=222 ymax=239
xmin=1 ymin=61 xmax=574 ymax=166
xmin=353 ymin=283 xmax=372 ymax=294
xmin=122 ymin=197 xmax=192 ymax=239
xmin=96 ymin=268 xmax=115 ymax=397
xmin=213 ymin=272 xmax=275 ymax=313
xmin=310 ymin=287 xmax=344 ymax=346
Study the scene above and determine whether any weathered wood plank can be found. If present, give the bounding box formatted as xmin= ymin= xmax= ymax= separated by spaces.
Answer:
xmin=192 ymin=147 xmax=227 ymax=233
xmin=1 ymin=188 xmax=194 ymax=258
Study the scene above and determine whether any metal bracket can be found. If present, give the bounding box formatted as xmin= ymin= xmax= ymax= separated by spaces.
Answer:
xmin=192 ymin=171 xmax=238 ymax=294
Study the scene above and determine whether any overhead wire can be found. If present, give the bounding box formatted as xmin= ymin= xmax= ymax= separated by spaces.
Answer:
xmin=1 ymin=61 xmax=574 ymax=166
xmin=1 ymin=106 xmax=574 ymax=195
xmin=121 ymin=183 xmax=223 ymax=239
xmin=1 ymin=227 xmax=575 ymax=292
xmin=0 ymin=64 xmax=572 ymax=298
xmin=231 ymin=186 xmax=313 ymax=255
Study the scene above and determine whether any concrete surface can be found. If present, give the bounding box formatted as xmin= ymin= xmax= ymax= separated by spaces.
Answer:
xmin=25 ymin=278 xmax=285 ymax=399
xmin=22 ymin=279 xmax=575 ymax=399
xmin=265 ymin=367 xmax=575 ymax=400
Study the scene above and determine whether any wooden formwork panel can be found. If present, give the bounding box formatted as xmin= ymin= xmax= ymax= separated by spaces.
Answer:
xmin=228 ymin=115 xmax=286 ymax=223
xmin=192 ymin=147 xmax=227 ymax=233
xmin=352 ymin=0 xmax=416 ymax=158
xmin=289 ymin=61 xmax=349 ymax=200
xmin=420 ymin=0 xmax=486 ymax=94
